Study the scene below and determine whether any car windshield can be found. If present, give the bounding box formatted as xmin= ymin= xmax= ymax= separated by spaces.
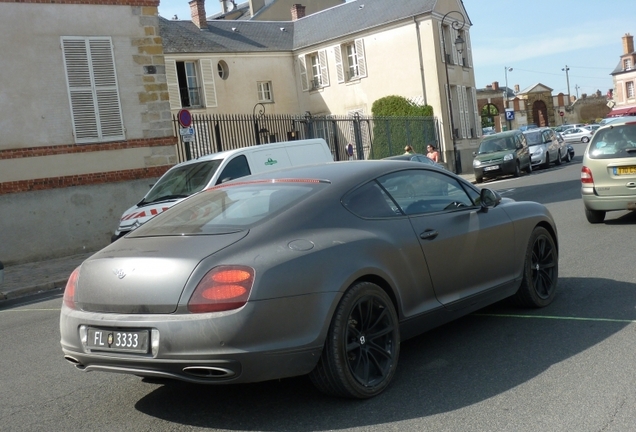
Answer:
xmin=477 ymin=136 xmax=515 ymax=154
xmin=524 ymin=131 xmax=543 ymax=146
xmin=587 ymin=124 xmax=636 ymax=159
xmin=140 ymin=160 xmax=222 ymax=205
xmin=129 ymin=179 xmax=327 ymax=236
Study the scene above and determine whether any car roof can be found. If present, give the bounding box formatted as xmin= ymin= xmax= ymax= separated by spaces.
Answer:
xmin=522 ymin=127 xmax=551 ymax=134
xmin=384 ymin=153 xmax=427 ymax=160
xmin=481 ymin=130 xmax=520 ymax=140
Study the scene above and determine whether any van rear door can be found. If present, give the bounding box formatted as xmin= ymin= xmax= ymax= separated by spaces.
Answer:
xmin=247 ymin=147 xmax=293 ymax=174
xmin=286 ymin=139 xmax=334 ymax=165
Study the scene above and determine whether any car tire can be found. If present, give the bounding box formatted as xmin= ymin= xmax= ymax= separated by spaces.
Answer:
xmin=542 ymin=154 xmax=550 ymax=169
xmin=555 ymin=150 xmax=562 ymax=166
xmin=511 ymin=227 xmax=558 ymax=308
xmin=564 ymin=150 xmax=572 ymax=163
xmin=475 ymin=176 xmax=483 ymax=184
xmin=526 ymin=162 xmax=533 ymax=174
xmin=513 ymin=162 xmax=521 ymax=177
xmin=309 ymin=282 xmax=400 ymax=399
xmin=585 ymin=208 xmax=606 ymax=224
xmin=582 ymin=137 xmax=590 ymax=143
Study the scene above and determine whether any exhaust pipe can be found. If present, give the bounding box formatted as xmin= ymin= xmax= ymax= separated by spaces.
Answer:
xmin=64 ymin=355 xmax=85 ymax=369
xmin=183 ymin=366 xmax=235 ymax=379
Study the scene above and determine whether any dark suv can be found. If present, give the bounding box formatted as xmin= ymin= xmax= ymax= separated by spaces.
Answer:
xmin=472 ymin=130 xmax=532 ymax=183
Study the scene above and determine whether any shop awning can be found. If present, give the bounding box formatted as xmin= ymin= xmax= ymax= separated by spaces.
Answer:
xmin=607 ymin=106 xmax=636 ymax=117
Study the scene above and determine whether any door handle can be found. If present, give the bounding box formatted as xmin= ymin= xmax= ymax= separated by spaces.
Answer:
xmin=420 ymin=229 xmax=438 ymax=240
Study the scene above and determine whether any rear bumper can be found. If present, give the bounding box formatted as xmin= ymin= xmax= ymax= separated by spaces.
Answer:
xmin=581 ymin=187 xmax=636 ymax=211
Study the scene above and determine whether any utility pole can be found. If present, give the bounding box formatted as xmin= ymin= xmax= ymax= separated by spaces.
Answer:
xmin=504 ymin=66 xmax=513 ymax=131
xmin=562 ymin=65 xmax=571 ymax=105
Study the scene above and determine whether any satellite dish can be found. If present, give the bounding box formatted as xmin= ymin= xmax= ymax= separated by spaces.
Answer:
xmin=223 ymin=0 xmax=236 ymax=11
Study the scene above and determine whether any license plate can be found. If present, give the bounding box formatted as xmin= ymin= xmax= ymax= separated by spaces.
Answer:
xmin=614 ymin=166 xmax=636 ymax=175
xmin=484 ymin=165 xmax=499 ymax=172
xmin=87 ymin=328 xmax=149 ymax=354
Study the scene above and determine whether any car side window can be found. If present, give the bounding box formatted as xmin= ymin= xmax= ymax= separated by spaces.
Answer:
xmin=377 ymin=169 xmax=475 ymax=215
xmin=342 ymin=181 xmax=399 ymax=218
xmin=215 ymin=155 xmax=251 ymax=185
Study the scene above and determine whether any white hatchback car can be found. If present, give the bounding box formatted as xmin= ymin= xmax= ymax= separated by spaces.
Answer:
xmin=581 ymin=118 xmax=636 ymax=223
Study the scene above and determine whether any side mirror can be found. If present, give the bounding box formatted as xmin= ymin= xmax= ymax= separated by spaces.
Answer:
xmin=479 ymin=188 xmax=501 ymax=212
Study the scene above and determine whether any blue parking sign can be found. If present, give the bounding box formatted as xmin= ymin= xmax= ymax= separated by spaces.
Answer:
xmin=505 ymin=110 xmax=515 ymax=121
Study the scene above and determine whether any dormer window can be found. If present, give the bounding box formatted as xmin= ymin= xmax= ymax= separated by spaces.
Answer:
xmin=624 ymin=58 xmax=632 ymax=71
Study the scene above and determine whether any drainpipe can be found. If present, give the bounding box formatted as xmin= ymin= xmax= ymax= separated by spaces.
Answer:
xmin=0 ymin=261 xmax=4 ymax=287
xmin=414 ymin=16 xmax=427 ymax=105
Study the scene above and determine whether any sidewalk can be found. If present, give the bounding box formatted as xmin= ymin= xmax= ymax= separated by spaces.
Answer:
xmin=0 ymin=252 xmax=93 ymax=303
xmin=0 ymin=172 xmax=476 ymax=304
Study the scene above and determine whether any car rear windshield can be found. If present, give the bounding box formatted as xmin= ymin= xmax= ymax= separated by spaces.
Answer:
xmin=524 ymin=131 xmax=543 ymax=145
xmin=587 ymin=124 xmax=636 ymax=159
xmin=129 ymin=180 xmax=327 ymax=236
xmin=141 ymin=160 xmax=222 ymax=205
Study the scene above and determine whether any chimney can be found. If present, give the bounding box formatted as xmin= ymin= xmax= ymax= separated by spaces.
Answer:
xmin=291 ymin=4 xmax=306 ymax=20
xmin=623 ymin=33 xmax=634 ymax=54
xmin=189 ymin=0 xmax=207 ymax=29
xmin=492 ymin=81 xmax=499 ymax=91
xmin=514 ymin=84 xmax=520 ymax=93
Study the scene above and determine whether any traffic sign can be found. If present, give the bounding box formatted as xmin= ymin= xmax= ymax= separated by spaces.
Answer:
xmin=505 ymin=109 xmax=515 ymax=121
xmin=559 ymin=111 xmax=564 ymax=117
xmin=177 ymin=109 xmax=192 ymax=127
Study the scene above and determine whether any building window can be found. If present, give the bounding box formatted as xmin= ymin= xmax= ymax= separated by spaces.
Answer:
xmin=627 ymin=81 xmax=635 ymax=99
xmin=217 ymin=60 xmax=229 ymax=80
xmin=175 ymin=61 xmax=202 ymax=108
xmin=257 ymin=81 xmax=273 ymax=102
xmin=299 ymin=50 xmax=329 ymax=92
xmin=61 ymin=36 xmax=125 ymax=143
xmin=334 ymin=39 xmax=367 ymax=83
xmin=624 ymin=58 xmax=632 ymax=71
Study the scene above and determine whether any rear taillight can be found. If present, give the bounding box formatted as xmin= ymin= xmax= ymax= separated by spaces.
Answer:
xmin=581 ymin=166 xmax=594 ymax=184
xmin=63 ymin=267 xmax=80 ymax=309
xmin=188 ymin=266 xmax=255 ymax=313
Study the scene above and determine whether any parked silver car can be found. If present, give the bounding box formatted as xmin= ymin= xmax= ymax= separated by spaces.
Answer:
xmin=523 ymin=127 xmax=568 ymax=168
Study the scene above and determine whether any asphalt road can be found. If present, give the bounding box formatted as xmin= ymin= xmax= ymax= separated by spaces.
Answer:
xmin=2 ymin=143 xmax=635 ymax=431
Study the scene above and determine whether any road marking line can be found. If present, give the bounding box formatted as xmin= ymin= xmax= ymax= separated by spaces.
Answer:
xmin=475 ymin=313 xmax=636 ymax=323
xmin=0 ymin=308 xmax=59 ymax=312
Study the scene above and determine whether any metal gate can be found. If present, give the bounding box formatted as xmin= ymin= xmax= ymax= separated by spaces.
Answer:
xmin=172 ymin=112 xmax=438 ymax=163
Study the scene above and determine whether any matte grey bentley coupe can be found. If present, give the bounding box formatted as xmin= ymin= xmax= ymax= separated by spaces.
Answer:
xmin=60 ymin=160 xmax=559 ymax=399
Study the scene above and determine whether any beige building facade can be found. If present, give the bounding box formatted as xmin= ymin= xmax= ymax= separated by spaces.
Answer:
xmin=609 ymin=33 xmax=636 ymax=116
xmin=163 ymin=0 xmax=481 ymax=173
xmin=0 ymin=0 xmax=176 ymax=263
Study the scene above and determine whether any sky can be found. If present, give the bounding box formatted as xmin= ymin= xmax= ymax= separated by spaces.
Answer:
xmin=157 ymin=0 xmax=636 ymax=98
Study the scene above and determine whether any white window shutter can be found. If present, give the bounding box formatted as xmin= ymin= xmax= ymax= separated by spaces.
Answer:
xmin=438 ymin=23 xmax=445 ymax=64
xmin=62 ymin=37 xmax=124 ymax=143
xmin=465 ymin=31 xmax=473 ymax=68
xmin=200 ymin=59 xmax=218 ymax=107
xmin=355 ymin=39 xmax=367 ymax=78
xmin=299 ymin=56 xmax=309 ymax=91
xmin=165 ymin=59 xmax=182 ymax=110
xmin=318 ymin=49 xmax=329 ymax=87
xmin=334 ymin=45 xmax=345 ymax=83
xmin=472 ymin=87 xmax=481 ymax=137
xmin=451 ymin=28 xmax=459 ymax=65
xmin=459 ymin=86 xmax=468 ymax=139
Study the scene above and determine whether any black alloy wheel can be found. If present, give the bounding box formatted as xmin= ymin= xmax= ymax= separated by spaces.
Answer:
xmin=309 ymin=282 xmax=400 ymax=399
xmin=513 ymin=161 xmax=521 ymax=177
xmin=512 ymin=226 xmax=558 ymax=308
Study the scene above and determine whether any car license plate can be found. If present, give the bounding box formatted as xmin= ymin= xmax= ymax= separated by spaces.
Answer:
xmin=87 ymin=328 xmax=149 ymax=354
xmin=484 ymin=165 xmax=499 ymax=172
xmin=614 ymin=166 xmax=636 ymax=175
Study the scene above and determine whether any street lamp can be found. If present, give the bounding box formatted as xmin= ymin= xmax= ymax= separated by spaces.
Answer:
xmin=252 ymin=102 xmax=265 ymax=145
xmin=562 ymin=65 xmax=571 ymax=106
xmin=441 ymin=10 xmax=466 ymax=174
xmin=504 ymin=66 xmax=513 ymax=131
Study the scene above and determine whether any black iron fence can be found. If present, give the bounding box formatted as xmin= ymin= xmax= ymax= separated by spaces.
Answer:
xmin=172 ymin=113 xmax=439 ymax=163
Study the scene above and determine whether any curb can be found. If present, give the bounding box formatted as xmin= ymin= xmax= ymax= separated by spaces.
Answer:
xmin=0 ymin=278 xmax=69 ymax=302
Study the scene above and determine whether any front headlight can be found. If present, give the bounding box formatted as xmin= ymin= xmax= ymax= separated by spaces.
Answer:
xmin=473 ymin=159 xmax=482 ymax=167
xmin=503 ymin=153 xmax=514 ymax=161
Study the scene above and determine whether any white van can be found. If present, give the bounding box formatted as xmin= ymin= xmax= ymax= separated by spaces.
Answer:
xmin=112 ymin=138 xmax=333 ymax=240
